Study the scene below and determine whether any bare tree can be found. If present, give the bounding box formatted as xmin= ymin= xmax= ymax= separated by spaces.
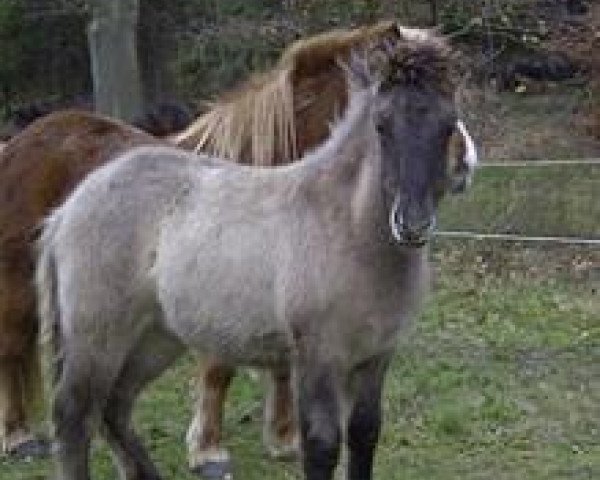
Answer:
xmin=88 ymin=0 xmax=143 ymax=121
xmin=430 ymin=0 xmax=439 ymax=26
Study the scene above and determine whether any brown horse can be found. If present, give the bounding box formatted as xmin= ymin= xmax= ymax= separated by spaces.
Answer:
xmin=0 ymin=112 xmax=160 ymax=456
xmin=0 ymin=19 xmax=409 ymax=473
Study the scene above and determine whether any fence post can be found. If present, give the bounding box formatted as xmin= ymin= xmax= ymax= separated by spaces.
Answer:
xmin=87 ymin=0 xmax=143 ymax=122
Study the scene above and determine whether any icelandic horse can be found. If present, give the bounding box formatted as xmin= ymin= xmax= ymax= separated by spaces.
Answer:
xmin=36 ymin=30 xmax=476 ymax=480
xmin=0 ymin=113 xmax=160 ymax=456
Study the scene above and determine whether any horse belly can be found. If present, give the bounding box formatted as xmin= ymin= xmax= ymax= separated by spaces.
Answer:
xmin=163 ymin=291 xmax=291 ymax=367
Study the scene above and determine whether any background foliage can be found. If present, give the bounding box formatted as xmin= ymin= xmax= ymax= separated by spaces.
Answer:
xmin=0 ymin=1 xmax=597 ymax=116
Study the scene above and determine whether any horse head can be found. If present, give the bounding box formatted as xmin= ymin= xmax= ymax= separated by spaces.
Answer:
xmin=344 ymin=29 xmax=478 ymax=247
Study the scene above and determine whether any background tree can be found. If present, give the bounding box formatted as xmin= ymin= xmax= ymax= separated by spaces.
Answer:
xmin=430 ymin=0 xmax=438 ymax=25
xmin=87 ymin=0 xmax=142 ymax=121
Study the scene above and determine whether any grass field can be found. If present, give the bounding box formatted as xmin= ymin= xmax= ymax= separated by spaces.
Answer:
xmin=1 ymin=166 xmax=598 ymax=480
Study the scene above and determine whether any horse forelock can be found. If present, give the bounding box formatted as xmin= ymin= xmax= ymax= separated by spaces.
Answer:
xmin=374 ymin=28 xmax=460 ymax=96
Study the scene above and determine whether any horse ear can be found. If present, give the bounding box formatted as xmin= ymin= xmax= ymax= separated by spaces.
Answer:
xmin=340 ymin=50 xmax=373 ymax=89
xmin=448 ymin=120 xmax=478 ymax=193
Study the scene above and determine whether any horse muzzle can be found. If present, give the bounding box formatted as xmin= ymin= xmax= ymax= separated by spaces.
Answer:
xmin=389 ymin=195 xmax=436 ymax=248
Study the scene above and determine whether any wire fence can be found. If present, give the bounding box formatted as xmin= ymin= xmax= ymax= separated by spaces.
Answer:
xmin=435 ymin=157 xmax=599 ymax=245
xmin=436 ymin=158 xmax=600 ymax=247
xmin=434 ymin=231 xmax=600 ymax=246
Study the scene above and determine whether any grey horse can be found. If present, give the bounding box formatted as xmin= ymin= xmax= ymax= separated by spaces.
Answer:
xmin=36 ymin=39 xmax=477 ymax=480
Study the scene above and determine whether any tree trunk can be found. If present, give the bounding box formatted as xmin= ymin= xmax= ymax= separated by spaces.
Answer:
xmin=138 ymin=1 xmax=172 ymax=106
xmin=430 ymin=0 xmax=438 ymax=26
xmin=87 ymin=0 xmax=142 ymax=122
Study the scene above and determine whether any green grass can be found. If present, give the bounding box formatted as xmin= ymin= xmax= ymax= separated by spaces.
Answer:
xmin=1 ymin=242 xmax=598 ymax=480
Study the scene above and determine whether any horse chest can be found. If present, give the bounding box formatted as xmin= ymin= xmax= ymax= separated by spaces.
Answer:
xmin=280 ymin=245 xmax=427 ymax=366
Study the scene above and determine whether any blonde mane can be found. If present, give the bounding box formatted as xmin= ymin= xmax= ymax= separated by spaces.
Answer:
xmin=173 ymin=21 xmax=405 ymax=166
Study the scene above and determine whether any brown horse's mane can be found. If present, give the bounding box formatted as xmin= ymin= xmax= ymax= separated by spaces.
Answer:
xmin=174 ymin=21 xmax=407 ymax=165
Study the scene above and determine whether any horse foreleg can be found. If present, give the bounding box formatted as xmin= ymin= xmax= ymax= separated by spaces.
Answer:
xmin=297 ymin=363 xmax=342 ymax=480
xmin=186 ymin=359 xmax=235 ymax=478
xmin=263 ymin=367 xmax=299 ymax=460
xmin=346 ymin=354 xmax=390 ymax=480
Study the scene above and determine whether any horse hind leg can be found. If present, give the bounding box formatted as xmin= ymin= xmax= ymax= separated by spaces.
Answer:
xmin=99 ymin=324 xmax=182 ymax=480
xmin=51 ymin=352 xmax=95 ymax=480
xmin=186 ymin=358 xmax=235 ymax=479
xmin=263 ymin=367 xmax=299 ymax=460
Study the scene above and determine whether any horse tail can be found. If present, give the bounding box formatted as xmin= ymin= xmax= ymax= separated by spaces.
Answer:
xmin=35 ymin=212 xmax=64 ymax=410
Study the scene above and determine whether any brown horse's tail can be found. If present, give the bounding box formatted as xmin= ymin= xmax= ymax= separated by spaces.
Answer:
xmin=35 ymin=213 xmax=64 ymax=413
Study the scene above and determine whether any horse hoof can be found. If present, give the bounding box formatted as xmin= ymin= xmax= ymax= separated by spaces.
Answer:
xmin=7 ymin=438 xmax=51 ymax=459
xmin=191 ymin=460 xmax=233 ymax=479
xmin=265 ymin=433 xmax=300 ymax=461
xmin=267 ymin=443 xmax=299 ymax=461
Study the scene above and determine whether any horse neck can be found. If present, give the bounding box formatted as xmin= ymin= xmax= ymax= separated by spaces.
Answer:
xmin=301 ymin=89 xmax=388 ymax=241
xmin=305 ymin=88 xmax=373 ymax=169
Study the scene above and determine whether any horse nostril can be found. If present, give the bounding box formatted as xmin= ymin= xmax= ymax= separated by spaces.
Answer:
xmin=389 ymin=197 xmax=433 ymax=246
xmin=399 ymin=217 xmax=435 ymax=246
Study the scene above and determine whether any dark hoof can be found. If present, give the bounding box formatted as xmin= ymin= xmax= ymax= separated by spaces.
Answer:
xmin=8 ymin=438 xmax=51 ymax=459
xmin=191 ymin=460 xmax=233 ymax=479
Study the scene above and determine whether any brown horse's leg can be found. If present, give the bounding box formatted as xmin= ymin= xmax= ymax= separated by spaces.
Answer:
xmin=0 ymin=266 xmax=48 ymax=457
xmin=0 ymin=357 xmax=29 ymax=452
xmin=187 ymin=359 xmax=235 ymax=477
xmin=263 ymin=367 xmax=299 ymax=460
